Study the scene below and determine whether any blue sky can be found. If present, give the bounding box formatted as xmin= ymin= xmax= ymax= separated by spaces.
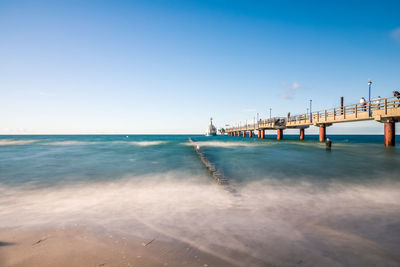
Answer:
xmin=1 ymin=0 xmax=399 ymax=134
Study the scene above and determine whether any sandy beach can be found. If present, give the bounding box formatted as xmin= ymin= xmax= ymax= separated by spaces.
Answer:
xmin=0 ymin=226 xmax=233 ymax=267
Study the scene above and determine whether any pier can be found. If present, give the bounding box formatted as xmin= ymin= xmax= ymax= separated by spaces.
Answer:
xmin=224 ymin=95 xmax=400 ymax=146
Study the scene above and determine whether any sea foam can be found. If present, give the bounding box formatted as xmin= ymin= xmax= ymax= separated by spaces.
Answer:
xmin=44 ymin=141 xmax=93 ymax=146
xmin=1 ymin=174 xmax=399 ymax=266
xmin=0 ymin=139 xmax=37 ymax=146
xmin=127 ymin=141 xmax=168 ymax=146
xmin=185 ymin=141 xmax=258 ymax=148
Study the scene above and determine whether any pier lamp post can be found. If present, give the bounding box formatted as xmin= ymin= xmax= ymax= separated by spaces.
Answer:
xmin=269 ymin=108 xmax=272 ymax=119
xmin=309 ymin=100 xmax=312 ymax=123
xmin=269 ymin=108 xmax=272 ymax=126
xmin=368 ymin=80 xmax=372 ymax=117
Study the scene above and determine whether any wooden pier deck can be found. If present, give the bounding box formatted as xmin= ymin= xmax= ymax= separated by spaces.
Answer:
xmin=224 ymin=95 xmax=400 ymax=146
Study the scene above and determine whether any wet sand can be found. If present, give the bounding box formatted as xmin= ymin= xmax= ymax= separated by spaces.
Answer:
xmin=0 ymin=226 xmax=233 ymax=267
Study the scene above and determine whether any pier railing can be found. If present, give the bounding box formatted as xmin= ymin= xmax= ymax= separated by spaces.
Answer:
xmin=287 ymin=95 xmax=399 ymax=125
xmin=226 ymin=95 xmax=400 ymax=132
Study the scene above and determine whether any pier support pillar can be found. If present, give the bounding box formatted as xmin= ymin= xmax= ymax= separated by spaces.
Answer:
xmin=277 ymin=129 xmax=283 ymax=140
xmin=249 ymin=131 xmax=253 ymax=138
xmin=319 ymin=125 xmax=326 ymax=142
xmin=260 ymin=130 xmax=265 ymax=139
xmin=238 ymin=132 xmax=241 ymax=137
xmin=300 ymin=128 xmax=305 ymax=140
xmin=384 ymin=121 xmax=395 ymax=147
xmin=242 ymin=131 xmax=246 ymax=137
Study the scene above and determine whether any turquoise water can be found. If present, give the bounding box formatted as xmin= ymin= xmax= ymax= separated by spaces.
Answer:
xmin=1 ymin=134 xmax=399 ymax=186
xmin=1 ymin=135 xmax=400 ymax=266
xmin=0 ymin=135 xmax=204 ymax=186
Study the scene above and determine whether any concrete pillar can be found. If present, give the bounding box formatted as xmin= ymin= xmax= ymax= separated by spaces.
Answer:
xmin=277 ymin=129 xmax=283 ymax=140
xmin=300 ymin=128 xmax=305 ymax=140
xmin=233 ymin=132 xmax=236 ymax=137
xmin=258 ymin=130 xmax=261 ymax=138
xmin=319 ymin=125 xmax=326 ymax=142
xmin=242 ymin=131 xmax=246 ymax=137
xmin=384 ymin=121 xmax=395 ymax=146
xmin=260 ymin=129 xmax=265 ymax=139
xmin=249 ymin=131 xmax=253 ymax=138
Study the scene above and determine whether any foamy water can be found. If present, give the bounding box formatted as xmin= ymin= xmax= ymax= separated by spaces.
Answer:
xmin=185 ymin=140 xmax=258 ymax=148
xmin=0 ymin=174 xmax=399 ymax=266
xmin=127 ymin=141 xmax=168 ymax=146
xmin=44 ymin=141 xmax=93 ymax=145
xmin=1 ymin=135 xmax=399 ymax=266
xmin=0 ymin=139 xmax=37 ymax=146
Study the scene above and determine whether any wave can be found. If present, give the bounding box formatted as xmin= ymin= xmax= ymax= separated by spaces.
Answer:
xmin=127 ymin=141 xmax=168 ymax=146
xmin=186 ymin=141 xmax=258 ymax=148
xmin=44 ymin=141 xmax=93 ymax=146
xmin=0 ymin=139 xmax=37 ymax=146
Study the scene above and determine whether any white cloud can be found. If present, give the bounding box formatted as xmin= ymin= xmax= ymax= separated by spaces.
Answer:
xmin=279 ymin=81 xmax=303 ymax=100
xmin=390 ymin=28 xmax=400 ymax=42
xmin=292 ymin=82 xmax=301 ymax=90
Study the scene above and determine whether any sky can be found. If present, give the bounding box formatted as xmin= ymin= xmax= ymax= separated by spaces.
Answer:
xmin=1 ymin=0 xmax=400 ymax=134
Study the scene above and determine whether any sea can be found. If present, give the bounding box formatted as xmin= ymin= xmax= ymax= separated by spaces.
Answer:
xmin=0 ymin=134 xmax=399 ymax=266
